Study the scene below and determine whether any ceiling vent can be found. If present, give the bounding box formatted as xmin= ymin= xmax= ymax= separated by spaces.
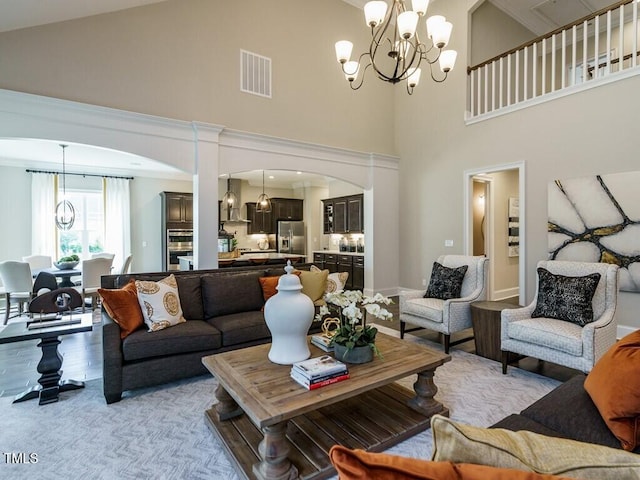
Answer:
xmin=240 ymin=49 xmax=272 ymax=98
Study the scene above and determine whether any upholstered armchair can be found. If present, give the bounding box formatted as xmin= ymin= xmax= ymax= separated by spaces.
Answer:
xmin=501 ymin=260 xmax=619 ymax=374
xmin=400 ymin=255 xmax=489 ymax=353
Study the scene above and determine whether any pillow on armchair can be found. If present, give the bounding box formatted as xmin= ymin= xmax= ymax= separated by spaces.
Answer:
xmin=531 ymin=267 xmax=601 ymax=326
xmin=424 ymin=262 xmax=468 ymax=300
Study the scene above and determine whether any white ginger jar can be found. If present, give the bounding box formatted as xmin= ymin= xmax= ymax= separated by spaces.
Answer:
xmin=264 ymin=261 xmax=314 ymax=364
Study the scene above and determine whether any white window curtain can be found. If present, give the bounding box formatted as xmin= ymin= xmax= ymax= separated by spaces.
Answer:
xmin=31 ymin=173 xmax=57 ymax=258
xmin=103 ymin=177 xmax=131 ymax=272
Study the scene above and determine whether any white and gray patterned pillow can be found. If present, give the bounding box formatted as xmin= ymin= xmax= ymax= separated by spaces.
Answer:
xmin=532 ymin=267 xmax=601 ymax=326
xmin=424 ymin=262 xmax=468 ymax=300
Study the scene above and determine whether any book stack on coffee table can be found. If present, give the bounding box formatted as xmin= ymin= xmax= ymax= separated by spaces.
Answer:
xmin=290 ymin=355 xmax=349 ymax=390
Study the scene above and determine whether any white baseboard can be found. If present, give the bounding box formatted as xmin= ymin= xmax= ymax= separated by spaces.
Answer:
xmin=492 ymin=287 xmax=519 ymax=301
xmin=617 ymin=324 xmax=638 ymax=339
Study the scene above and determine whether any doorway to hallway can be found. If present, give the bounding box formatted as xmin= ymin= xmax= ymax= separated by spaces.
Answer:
xmin=464 ymin=162 xmax=525 ymax=304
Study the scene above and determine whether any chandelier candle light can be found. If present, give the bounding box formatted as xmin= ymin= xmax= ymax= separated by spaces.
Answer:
xmin=335 ymin=0 xmax=457 ymax=94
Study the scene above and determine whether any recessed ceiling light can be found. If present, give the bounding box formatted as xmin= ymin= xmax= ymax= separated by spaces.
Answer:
xmin=296 ymin=171 xmax=302 ymax=175
xmin=269 ymin=175 xmax=275 ymax=179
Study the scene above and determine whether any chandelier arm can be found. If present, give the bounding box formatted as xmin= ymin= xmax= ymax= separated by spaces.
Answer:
xmin=428 ymin=62 xmax=448 ymax=83
xmin=349 ymin=62 xmax=372 ymax=90
xmin=420 ymin=46 xmax=443 ymax=66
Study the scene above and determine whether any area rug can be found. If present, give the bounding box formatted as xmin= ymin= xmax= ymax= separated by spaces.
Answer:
xmin=0 ymin=326 xmax=560 ymax=479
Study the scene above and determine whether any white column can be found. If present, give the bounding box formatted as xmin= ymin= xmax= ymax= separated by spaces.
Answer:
xmin=192 ymin=122 xmax=224 ymax=270
xmin=364 ymin=153 xmax=399 ymax=298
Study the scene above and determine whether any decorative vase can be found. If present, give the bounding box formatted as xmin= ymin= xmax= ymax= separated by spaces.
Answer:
xmin=334 ymin=343 xmax=374 ymax=364
xmin=264 ymin=261 xmax=315 ymax=365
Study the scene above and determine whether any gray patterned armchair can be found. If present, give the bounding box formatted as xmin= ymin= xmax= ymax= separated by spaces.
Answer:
xmin=501 ymin=260 xmax=619 ymax=374
xmin=400 ymin=255 xmax=489 ymax=353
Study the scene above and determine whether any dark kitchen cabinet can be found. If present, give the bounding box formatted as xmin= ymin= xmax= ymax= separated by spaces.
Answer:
xmin=314 ymin=252 xmax=364 ymax=290
xmin=271 ymin=198 xmax=303 ymax=222
xmin=246 ymin=203 xmax=273 ymax=234
xmin=347 ymin=195 xmax=363 ymax=233
xmin=322 ymin=194 xmax=364 ymax=234
xmin=313 ymin=253 xmax=325 ymax=269
xmin=161 ymin=192 xmax=193 ymax=227
xmin=338 ymin=255 xmax=353 ymax=290
xmin=322 ymin=200 xmax=334 ymax=234
xmin=323 ymin=253 xmax=338 ymax=273
xmin=352 ymin=255 xmax=364 ymax=290
xmin=333 ymin=197 xmax=348 ymax=233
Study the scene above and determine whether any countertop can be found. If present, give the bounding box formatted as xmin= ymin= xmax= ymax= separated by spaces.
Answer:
xmin=177 ymin=253 xmax=306 ymax=264
xmin=312 ymin=250 xmax=364 ymax=257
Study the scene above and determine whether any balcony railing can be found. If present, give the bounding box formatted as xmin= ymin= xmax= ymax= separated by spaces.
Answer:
xmin=466 ymin=0 xmax=640 ymax=122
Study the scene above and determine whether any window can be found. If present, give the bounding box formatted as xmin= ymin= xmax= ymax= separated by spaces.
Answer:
xmin=58 ymin=189 xmax=104 ymax=259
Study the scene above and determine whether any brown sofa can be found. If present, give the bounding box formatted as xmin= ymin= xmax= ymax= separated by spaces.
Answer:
xmin=100 ymin=264 xmax=321 ymax=404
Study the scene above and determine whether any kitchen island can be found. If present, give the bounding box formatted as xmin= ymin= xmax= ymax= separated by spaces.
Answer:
xmin=177 ymin=253 xmax=306 ymax=270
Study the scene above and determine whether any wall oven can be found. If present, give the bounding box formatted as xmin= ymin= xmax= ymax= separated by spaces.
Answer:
xmin=166 ymin=229 xmax=193 ymax=270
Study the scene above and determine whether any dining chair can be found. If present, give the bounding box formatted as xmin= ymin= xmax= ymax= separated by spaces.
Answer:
xmin=74 ymin=257 xmax=113 ymax=312
xmin=0 ymin=261 xmax=33 ymax=324
xmin=22 ymin=254 xmax=52 ymax=271
xmin=118 ymin=254 xmax=133 ymax=275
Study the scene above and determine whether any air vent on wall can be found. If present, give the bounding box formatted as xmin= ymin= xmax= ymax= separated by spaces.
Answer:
xmin=240 ymin=49 xmax=272 ymax=98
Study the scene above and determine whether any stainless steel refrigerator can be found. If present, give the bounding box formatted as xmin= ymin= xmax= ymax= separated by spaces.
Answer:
xmin=277 ymin=221 xmax=306 ymax=255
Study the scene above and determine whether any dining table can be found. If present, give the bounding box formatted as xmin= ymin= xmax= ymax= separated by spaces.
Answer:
xmin=32 ymin=267 xmax=81 ymax=288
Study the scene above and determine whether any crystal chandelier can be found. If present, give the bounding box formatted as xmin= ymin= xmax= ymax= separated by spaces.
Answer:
xmin=335 ymin=0 xmax=457 ymax=94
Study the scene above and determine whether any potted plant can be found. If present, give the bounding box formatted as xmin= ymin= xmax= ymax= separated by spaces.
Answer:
xmin=315 ymin=290 xmax=393 ymax=363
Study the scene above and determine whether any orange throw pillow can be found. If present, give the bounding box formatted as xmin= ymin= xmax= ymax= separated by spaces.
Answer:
xmin=329 ymin=445 xmax=572 ymax=480
xmin=585 ymin=329 xmax=640 ymax=451
xmin=98 ymin=281 xmax=144 ymax=339
xmin=259 ymin=272 xmax=301 ymax=302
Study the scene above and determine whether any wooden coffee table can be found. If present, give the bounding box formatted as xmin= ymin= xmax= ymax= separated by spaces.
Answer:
xmin=202 ymin=332 xmax=451 ymax=480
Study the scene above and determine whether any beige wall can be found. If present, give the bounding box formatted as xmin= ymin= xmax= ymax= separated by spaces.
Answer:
xmin=397 ymin=0 xmax=640 ymax=329
xmin=0 ymin=0 xmax=395 ymax=156
xmin=470 ymin=1 xmax=535 ymax=66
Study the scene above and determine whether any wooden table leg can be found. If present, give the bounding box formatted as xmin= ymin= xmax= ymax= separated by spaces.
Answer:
xmin=252 ymin=421 xmax=298 ymax=480
xmin=213 ymin=384 xmax=243 ymax=421
xmin=407 ymin=368 xmax=449 ymax=418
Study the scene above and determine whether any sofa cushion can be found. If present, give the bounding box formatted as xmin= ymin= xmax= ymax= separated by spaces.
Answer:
xmin=585 ymin=329 xmax=640 ymax=452
xmin=431 ymin=415 xmax=640 ymax=479
xmin=98 ymin=281 xmax=144 ymax=339
xmin=402 ymin=297 xmax=445 ymax=323
xmin=517 ymin=374 xmax=623 ymax=449
xmin=329 ymin=445 xmax=573 ymax=480
xmin=207 ymin=310 xmax=270 ymax=347
xmin=175 ymin=275 xmax=203 ymax=320
xmin=425 ymin=262 xmax=468 ymax=300
xmin=507 ymin=318 xmax=583 ymax=356
xmin=122 ymin=320 xmax=221 ymax=361
xmin=202 ymin=270 xmax=264 ymax=318
xmin=135 ymin=274 xmax=186 ymax=332
xmin=532 ymin=267 xmax=601 ymax=326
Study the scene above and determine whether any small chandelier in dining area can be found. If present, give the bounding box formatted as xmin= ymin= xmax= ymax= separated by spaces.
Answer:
xmin=334 ymin=0 xmax=457 ymax=94
xmin=55 ymin=144 xmax=75 ymax=230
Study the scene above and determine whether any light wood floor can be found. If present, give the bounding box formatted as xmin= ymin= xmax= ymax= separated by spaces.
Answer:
xmin=0 ymin=297 xmax=578 ymax=399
